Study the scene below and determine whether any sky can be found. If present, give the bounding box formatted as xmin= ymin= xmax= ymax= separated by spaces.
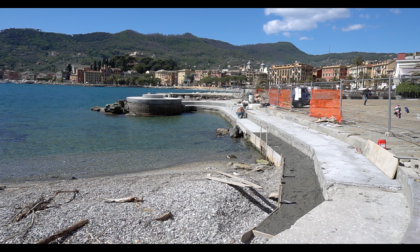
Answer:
xmin=0 ymin=8 xmax=418 ymax=56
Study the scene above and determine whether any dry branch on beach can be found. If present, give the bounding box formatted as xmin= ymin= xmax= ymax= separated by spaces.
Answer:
xmin=11 ymin=190 xmax=80 ymax=223
xmin=37 ymin=219 xmax=89 ymax=244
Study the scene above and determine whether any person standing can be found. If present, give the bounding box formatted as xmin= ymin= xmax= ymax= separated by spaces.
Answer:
xmin=363 ymin=88 xmax=370 ymax=105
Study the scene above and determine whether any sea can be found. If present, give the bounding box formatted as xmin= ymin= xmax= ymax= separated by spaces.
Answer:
xmin=0 ymin=83 xmax=262 ymax=183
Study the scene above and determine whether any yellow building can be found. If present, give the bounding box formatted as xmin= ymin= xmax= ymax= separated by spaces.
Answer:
xmin=269 ymin=61 xmax=314 ymax=84
xmin=177 ymin=69 xmax=195 ymax=86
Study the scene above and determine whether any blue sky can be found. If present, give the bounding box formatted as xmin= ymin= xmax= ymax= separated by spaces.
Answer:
xmin=0 ymin=8 xmax=418 ymax=56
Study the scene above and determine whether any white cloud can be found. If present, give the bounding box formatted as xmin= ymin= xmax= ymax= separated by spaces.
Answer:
xmin=299 ymin=37 xmax=313 ymax=40
xmin=283 ymin=32 xmax=291 ymax=37
xmin=332 ymin=25 xmax=337 ymax=31
xmin=342 ymin=24 xmax=365 ymax=32
xmin=359 ymin=13 xmax=370 ymax=19
xmin=263 ymin=8 xmax=351 ymax=34
xmin=390 ymin=9 xmax=401 ymax=14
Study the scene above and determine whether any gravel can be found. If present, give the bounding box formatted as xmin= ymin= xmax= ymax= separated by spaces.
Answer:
xmin=0 ymin=160 xmax=284 ymax=244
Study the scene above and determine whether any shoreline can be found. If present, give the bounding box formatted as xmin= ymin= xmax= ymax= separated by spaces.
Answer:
xmin=2 ymin=81 xmax=239 ymax=92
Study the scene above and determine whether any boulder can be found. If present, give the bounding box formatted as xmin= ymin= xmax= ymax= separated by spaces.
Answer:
xmin=91 ymin=106 xmax=102 ymax=111
xmin=229 ymin=125 xmax=244 ymax=138
xmin=217 ymin=128 xmax=229 ymax=135
xmin=104 ymin=102 xmax=128 ymax=114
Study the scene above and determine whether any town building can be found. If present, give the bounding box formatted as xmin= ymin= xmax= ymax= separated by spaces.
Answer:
xmin=321 ymin=65 xmax=348 ymax=82
xmin=56 ymin=71 xmax=70 ymax=81
xmin=0 ymin=70 xmax=3 ymax=79
xmin=84 ymin=71 xmax=101 ymax=84
xmin=76 ymin=68 xmax=90 ymax=83
xmin=100 ymin=65 xmax=113 ymax=82
xmin=111 ymin=68 xmax=122 ymax=76
xmin=123 ymin=70 xmax=140 ymax=78
xmin=129 ymin=51 xmax=146 ymax=58
xmin=72 ymin=64 xmax=91 ymax=74
xmin=312 ymin=68 xmax=322 ymax=82
xmin=386 ymin=60 xmax=396 ymax=77
xmin=21 ymin=71 xmax=35 ymax=80
xmin=70 ymin=74 xmax=77 ymax=82
xmin=155 ymin=70 xmax=178 ymax=86
xmin=393 ymin=52 xmax=420 ymax=85
xmin=269 ymin=61 xmax=314 ymax=84
xmin=36 ymin=73 xmax=49 ymax=82
xmin=3 ymin=70 xmax=19 ymax=80
xmin=177 ymin=69 xmax=195 ymax=86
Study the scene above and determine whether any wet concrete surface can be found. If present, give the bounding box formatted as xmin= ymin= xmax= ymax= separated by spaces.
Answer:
xmin=254 ymin=133 xmax=324 ymax=235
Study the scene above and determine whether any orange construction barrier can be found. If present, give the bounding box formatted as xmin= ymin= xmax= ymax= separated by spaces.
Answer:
xmin=309 ymin=89 xmax=342 ymax=122
xmin=278 ymin=89 xmax=291 ymax=108
xmin=268 ymin=88 xmax=278 ymax=106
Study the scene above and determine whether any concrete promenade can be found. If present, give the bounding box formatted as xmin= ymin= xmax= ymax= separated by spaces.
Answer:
xmin=183 ymin=99 xmax=420 ymax=244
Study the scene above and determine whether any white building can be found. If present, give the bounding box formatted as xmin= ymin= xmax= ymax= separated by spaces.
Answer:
xmin=393 ymin=53 xmax=420 ymax=85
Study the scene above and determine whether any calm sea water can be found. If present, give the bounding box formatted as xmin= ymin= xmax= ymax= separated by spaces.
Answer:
xmin=0 ymin=84 xmax=261 ymax=183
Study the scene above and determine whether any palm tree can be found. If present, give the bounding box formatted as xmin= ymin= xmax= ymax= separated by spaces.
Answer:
xmin=352 ymin=56 xmax=363 ymax=88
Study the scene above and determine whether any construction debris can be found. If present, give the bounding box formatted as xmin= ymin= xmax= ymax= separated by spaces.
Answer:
xmin=314 ymin=116 xmax=340 ymax=124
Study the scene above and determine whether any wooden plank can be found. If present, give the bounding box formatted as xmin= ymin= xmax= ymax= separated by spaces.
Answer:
xmin=206 ymin=174 xmax=251 ymax=188
xmin=215 ymin=171 xmax=263 ymax=189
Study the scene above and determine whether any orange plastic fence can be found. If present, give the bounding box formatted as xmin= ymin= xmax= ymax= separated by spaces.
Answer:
xmin=278 ymin=89 xmax=291 ymax=108
xmin=309 ymin=89 xmax=342 ymax=122
xmin=268 ymin=88 xmax=278 ymax=106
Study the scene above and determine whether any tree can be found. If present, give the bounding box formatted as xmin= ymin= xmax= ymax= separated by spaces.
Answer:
xmin=93 ymin=60 xmax=97 ymax=71
xmin=98 ymin=60 xmax=102 ymax=70
xmin=66 ymin=64 xmax=72 ymax=73
xmin=352 ymin=56 xmax=363 ymax=88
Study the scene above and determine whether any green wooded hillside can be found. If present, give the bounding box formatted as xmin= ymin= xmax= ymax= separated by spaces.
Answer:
xmin=0 ymin=28 xmax=397 ymax=73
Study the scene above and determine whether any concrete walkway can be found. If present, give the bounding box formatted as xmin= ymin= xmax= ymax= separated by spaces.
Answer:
xmin=183 ymin=100 xmax=419 ymax=244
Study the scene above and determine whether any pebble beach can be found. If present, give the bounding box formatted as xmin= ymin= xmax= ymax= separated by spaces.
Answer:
xmin=0 ymin=160 xmax=284 ymax=244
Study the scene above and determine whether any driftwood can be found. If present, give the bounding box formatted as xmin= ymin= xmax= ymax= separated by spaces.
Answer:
xmin=155 ymin=212 xmax=172 ymax=221
xmin=245 ymin=167 xmax=265 ymax=175
xmin=11 ymin=190 xmax=79 ymax=223
xmin=206 ymin=174 xmax=251 ymax=188
xmin=215 ymin=171 xmax=263 ymax=189
xmin=1 ymin=210 xmax=36 ymax=244
xmin=37 ymin=219 xmax=89 ymax=244
xmin=103 ymin=196 xmax=143 ymax=203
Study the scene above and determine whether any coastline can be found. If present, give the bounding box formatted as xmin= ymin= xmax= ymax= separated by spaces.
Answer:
xmin=2 ymin=81 xmax=238 ymax=92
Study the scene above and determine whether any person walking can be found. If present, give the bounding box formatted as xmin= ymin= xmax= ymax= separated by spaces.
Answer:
xmin=363 ymin=88 xmax=370 ymax=105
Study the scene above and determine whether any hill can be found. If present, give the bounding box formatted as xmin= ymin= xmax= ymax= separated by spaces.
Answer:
xmin=0 ymin=28 xmax=397 ymax=73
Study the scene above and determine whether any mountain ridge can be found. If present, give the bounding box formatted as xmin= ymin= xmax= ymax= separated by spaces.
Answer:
xmin=0 ymin=28 xmax=397 ymax=73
